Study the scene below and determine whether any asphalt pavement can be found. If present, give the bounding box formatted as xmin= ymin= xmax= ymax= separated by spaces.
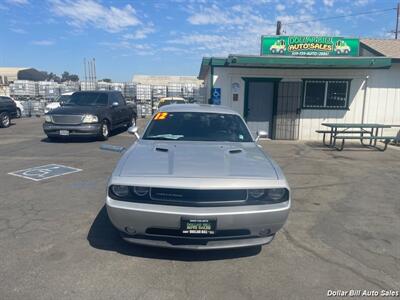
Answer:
xmin=0 ymin=117 xmax=399 ymax=300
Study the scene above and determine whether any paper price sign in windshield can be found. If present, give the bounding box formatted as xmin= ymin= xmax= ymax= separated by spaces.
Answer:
xmin=154 ymin=112 xmax=168 ymax=120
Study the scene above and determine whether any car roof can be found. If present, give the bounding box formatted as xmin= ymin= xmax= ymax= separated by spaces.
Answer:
xmin=73 ymin=90 xmax=121 ymax=94
xmin=159 ymin=104 xmax=240 ymax=115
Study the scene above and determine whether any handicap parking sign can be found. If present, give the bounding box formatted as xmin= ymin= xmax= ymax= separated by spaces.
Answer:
xmin=212 ymin=88 xmax=221 ymax=105
xmin=8 ymin=164 xmax=82 ymax=181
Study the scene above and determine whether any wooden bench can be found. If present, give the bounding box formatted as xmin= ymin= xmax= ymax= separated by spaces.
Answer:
xmin=334 ymin=136 xmax=397 ymax=151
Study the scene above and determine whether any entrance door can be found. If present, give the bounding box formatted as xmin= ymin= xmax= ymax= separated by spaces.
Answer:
xmin=274 ymin=82 xmax=301 ymax=140
xmin=246 ymin=81 xmax=274 ymax=138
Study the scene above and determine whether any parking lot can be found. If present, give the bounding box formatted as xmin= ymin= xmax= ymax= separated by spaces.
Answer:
xmin=1 ymin=117 xmax=399 ymax=300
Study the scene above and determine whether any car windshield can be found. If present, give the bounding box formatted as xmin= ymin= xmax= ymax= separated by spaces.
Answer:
xmin=66 ymin=92 xmax=108 ymax=106
xmin=143 ymin=112 xmax=253 ymax=142
xmin=57 ymin=95 xmax=71 ymax=103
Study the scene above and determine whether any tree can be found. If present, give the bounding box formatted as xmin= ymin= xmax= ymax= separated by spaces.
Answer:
xmin=100 ymin=78 xmax=112 ymax=83
xmin=61 ymin=71 xmax=79 ymax=82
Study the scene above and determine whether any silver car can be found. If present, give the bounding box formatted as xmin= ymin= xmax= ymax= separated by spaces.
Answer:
xmin=106 ymin=104 xmax=290 ymax=250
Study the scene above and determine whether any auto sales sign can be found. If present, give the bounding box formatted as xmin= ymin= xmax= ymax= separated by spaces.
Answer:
xmin=261 ymin=36 xmax=359 ymax=57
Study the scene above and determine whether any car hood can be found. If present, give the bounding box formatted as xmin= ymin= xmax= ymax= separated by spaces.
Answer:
xmin=48 ymin=105 xmax=104 ymax=115
xmin=46 ymin=102 xmax=60 ymax=109
xmin=119 ymin=140 xmax=278 ymax=179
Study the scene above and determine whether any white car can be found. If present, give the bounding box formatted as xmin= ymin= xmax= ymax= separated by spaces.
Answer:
xmin=12 ymin=98 xmax=24 ymax=118
xmin=44 ymin=92 xmax=73 ymax=114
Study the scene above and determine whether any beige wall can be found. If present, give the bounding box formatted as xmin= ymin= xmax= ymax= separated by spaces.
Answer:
xmin=209 ymin=65 xmax=400 ymax=140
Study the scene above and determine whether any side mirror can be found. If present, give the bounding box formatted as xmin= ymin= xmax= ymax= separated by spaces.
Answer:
xmin=128 ymin=126 xmax=140 ymax=139
xmin=111 ymin=102 xmax=119 ymax=108
xmin=255 ymin=130 xmax=268 ymax=142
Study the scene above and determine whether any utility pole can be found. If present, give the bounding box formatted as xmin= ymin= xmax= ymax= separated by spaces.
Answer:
xmin=396 ymin=2 xmax=399 ymax=39
xmin=276 ymin=21 xmax=282 ymax=35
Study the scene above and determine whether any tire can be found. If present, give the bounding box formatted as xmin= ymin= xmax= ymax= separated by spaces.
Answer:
xmin=99 ymin=120 xmax=110 ymax=141
xmin=16 ymin=108 xmax=22 ymax=118
xmin=0 ymin=112 xmax=10 ymax=128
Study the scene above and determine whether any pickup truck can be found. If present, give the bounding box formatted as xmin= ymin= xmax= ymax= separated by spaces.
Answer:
xmin=0 ymin=96 xmax=18 ymax=128
xmin=43 ymin=91 xmax=135 ymax=141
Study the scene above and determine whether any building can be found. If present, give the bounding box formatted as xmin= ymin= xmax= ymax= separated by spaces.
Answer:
xmin=0 ymin=67 xmax=29 ymax=84
xmin=198 ymin=37 xmax=400 ymax=140
xmin=132 ymin=75 xmax=202 ymax=86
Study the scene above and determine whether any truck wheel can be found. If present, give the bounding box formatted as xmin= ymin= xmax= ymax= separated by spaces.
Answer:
xmin=16 ymin=108 xmax=22 ymax=118
xmin=99 ymin=120 xmax=109 ymax=141
xmin=0 ymin=112 xmax=10 ymax=128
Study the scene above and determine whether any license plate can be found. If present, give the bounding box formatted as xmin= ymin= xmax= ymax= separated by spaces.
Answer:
xmin=59 ymin=130 xmax=70 ymax=136
xmin=181 ymin=219 xmax=216 ymax=235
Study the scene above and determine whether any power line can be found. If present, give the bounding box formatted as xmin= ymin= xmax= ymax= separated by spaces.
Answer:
xmin=282 ymin=7 xmax=396 ymax=26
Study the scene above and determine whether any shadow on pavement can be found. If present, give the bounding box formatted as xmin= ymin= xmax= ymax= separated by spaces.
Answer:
xmin=87 ymin=206 xmax=262 ymax=261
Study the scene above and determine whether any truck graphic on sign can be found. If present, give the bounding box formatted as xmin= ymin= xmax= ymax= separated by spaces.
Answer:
xmin=334 ymin=40 xmax=351 ymax=55
xmin=269 ymin=39 xmax=286 ymax=54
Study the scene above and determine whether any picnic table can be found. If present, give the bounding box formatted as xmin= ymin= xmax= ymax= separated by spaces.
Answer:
xmin=316 ymin=123 xmax=396 ymax=151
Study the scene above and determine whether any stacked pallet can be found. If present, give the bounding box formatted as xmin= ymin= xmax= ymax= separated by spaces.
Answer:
xmin=136 ymin=84 xmax=151 ymax=101
xmin=38 ymin=81 xmax=60 ymax=99
xmin=97 ymin=81 xmax=111 ymax=91
xmin=124 ymin=83 xmax=136 ymax=98
xmin=10 ymin=80 xmax=38 ymax=97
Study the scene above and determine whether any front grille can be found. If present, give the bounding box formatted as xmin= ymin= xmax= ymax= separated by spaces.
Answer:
xmin=51 ymin=115 xmax=83 ymax=125
xmin=150 ymin=188 xmax=247 ymax=203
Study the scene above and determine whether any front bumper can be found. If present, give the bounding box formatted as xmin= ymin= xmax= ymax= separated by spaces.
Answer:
xmin=106 ymin=196 xmax=290 ymax=250
xmin=43 ymin=123 xmax=101 ymax=137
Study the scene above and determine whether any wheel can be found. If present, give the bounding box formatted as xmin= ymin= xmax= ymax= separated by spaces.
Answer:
xmin=16 ymin=108 xmax=22 ymax=118
xmin=0 ymin=112 xmax=10 ymax=128
xmin=344 ymin=49 xmax=349 ymax=54
xmin=99 ymin=120 xmax=110 ymax=141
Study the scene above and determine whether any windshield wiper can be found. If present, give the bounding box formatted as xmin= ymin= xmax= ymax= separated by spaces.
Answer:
xmin=147 ymin=134 xmax=184 ymax=140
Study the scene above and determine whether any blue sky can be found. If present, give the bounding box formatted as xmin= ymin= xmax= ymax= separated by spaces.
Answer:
xmin=0 ymin=0 xmax=398 ymax=81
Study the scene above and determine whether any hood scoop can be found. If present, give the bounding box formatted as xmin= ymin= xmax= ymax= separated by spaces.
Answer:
xmin=155 ymin=146 xmax=169 ymax=152
xmin=228 ymin=148 xmax=243 ymax=154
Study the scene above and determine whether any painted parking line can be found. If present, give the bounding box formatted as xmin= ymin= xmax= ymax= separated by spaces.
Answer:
xmin=8 ymin=164 xmax=82 ymax=182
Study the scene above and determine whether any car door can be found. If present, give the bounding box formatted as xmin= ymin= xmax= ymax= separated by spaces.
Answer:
xmin=0 ymin=97 xmax=16 ymax=115
xmin=117 ymin=93 xmax=130 ymax=123
xmin=110 ymin=93 xmax=126 ymax=126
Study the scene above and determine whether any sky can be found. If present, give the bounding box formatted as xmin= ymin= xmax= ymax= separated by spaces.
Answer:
xmin=0 ymin=0 xmax=398 ymax=81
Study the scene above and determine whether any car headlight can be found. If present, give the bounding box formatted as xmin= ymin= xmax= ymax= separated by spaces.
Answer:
xmin=267 ymin=188 xmax=287 ymax=202
xmin=44 ymin=115 xmax=52 ymax=123
xmin=248 ymin=188 xmax=288 ymax=202
xmin=248 ymin=189 xmax=264 ymax=199
xmin=82 ymin=114 xmax=98 ymax=123
xmin=133 ymin=186 xmax=149 ymax=197
xmin=110 ymin=185 xmax=130 ymax=198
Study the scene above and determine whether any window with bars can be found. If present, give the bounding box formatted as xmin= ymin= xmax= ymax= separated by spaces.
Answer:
xmin=303 ymin=80 xmax=350 ymax=109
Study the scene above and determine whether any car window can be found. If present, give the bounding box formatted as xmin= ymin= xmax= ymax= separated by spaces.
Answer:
xmin=67 ymin=92 xmax=108 ymax=106
xmin=57 ymin=95 xmax=71 ymax=103
xmin=143 ymin=112 xmax=253 ymax=142
xmin=115 ymin=93 xmax=125 ymax=105
xmin=0 ymin=97 xmax=11 ymax=103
